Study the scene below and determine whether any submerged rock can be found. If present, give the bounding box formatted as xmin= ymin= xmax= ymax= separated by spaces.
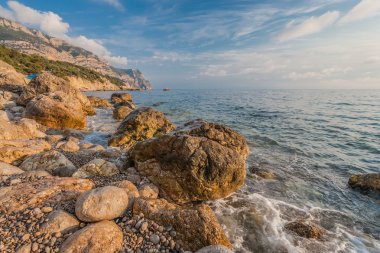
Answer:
xmin=75 ymin=186 xmax=129 ymax=222
xmin=284 ymin=220 xmax=324 ymax=239
xmin=130 ymin=126 xmax=247 ymax=203
xmin=72 ymin=159 xmax=119 ymax=178
xmin=20 ymin=150 xmax=77 ymax=177
xmin=59 ymin=220 xmax=123 ymax=253
xmin=348 ymin=173 xmax=380 ymax=193
xmin=0 ymin=139 xmax=51 ymax=164
xmin=109 ymin=107 xmax=176 ymax=149
xmin=133 ymin=198 xmax=232 ymax=251
xmin=87 ymin=96 xmax=112 ymax=108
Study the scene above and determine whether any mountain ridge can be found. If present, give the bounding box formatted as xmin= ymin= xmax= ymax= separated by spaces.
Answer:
xmin=0 ymin=17 xmax=152 ymax=90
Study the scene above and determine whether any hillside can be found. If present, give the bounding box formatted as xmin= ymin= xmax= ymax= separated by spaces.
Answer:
xmin=0 ymin=17 xmax=152 ymax=90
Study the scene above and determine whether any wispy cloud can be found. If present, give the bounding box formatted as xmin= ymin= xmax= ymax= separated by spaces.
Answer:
xmin=0 ymin=1 xmax=127 ymax=66
xmin=276 ymin=11 xmax=340 ymax=42
xmin=95 ymin=0 xmax=123 ymax=9
xmin=339 ymin=0 xmax=380 ymax=25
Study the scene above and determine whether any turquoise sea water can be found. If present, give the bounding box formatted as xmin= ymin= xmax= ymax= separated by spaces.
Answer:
xmin=86 ymin=89 xmax=380 ymax=253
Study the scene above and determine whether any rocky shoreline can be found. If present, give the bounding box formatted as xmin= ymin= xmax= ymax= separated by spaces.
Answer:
xmin=1 ymin=72 xmax=379 ymax=253
xmin=0 ymin=72 xmax=242 ymax=253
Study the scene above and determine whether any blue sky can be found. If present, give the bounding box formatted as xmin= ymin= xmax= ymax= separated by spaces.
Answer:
xmin=1 ymin=0 xmax=380 ymax=89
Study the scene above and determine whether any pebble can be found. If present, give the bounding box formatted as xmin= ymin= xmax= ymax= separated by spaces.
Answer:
xmin=140 ymin=222 xmax=148 ymax=232
xmin=41 ymin=207 xmax=53 ymax=213
xmin=150 ymin=234 xmax=160 ymax=244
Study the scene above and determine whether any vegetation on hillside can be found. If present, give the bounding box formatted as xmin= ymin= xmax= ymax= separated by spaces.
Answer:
xmin=0 ymin=45 xmax=125 ymax=86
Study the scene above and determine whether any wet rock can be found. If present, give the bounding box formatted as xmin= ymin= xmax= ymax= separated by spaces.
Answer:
xmin=111 ymin=93 xmax=132 ymax=104
xmin=59 ymin=220 xmax=123 ymax=253
xmin=17 ymin=72 xmax=95 ymax=115
xmin=0 ymin=139 xmax=51 ymax=164
xmin=75 ymin=186 xmax=129 ymax=222
xmin=284 ymin=220 xmax=324 ymax=239
xmin=0 ymin=176 xmax=94 ymax=213
xmin=72 ymin=159 xmax=119 ymax=178
xmin=87 ymin=96 xmax=112 ymax=108
xmin=20 ymin=150 xmax=77 ymax=177
xmin=130 ymin=132 xmax=246 ymax=204
xmin=348 ymin=173 xmax=380 ymax=193
xmin=138 ymin=183 xmax=159 ymax=199
xmin=41 ymin=210 xmax=80 ymax=234
xmin=109 ymin=107 xmax=176 ymax=150
xmin=0 ymin=161 xmax=24 ymax=176
xmin=133 ymin=198 xmax=232 ymax=251
xmin=113 ymin=105 xmax=133 ymax=120
xmin=249 ymin=165 xmax=275 ymax=179
xmin=195 ymin=245 xmax=234 ymax=253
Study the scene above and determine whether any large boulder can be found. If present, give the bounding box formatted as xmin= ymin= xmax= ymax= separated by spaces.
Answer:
xmin=348 ymin=173 xmax=380 ymax=193
xmin=0 ymin=60 xmax=27 ymax=86
xmin=109 ymin=107 xmax=176 ymax=149
xmin=59 ymin=220 xmax=123 ymax=253
xmin=130 ymin=131 xmax=247 ymax=204
xmin=0 ymin=117 xmax=46 ymax=140
xmin=20 ymin=150 xmax=77 ymax=177
xmin=72 ymin=159 xmax=119 ymax=178
xmin=75 ymin=186 xmax=129 ymax=222
xmin=133 ymin=198 xmax=231 ymax=251
xmin=112 ymin=105 xmax=133 ymax=120
xmin=111 ymin=180 xmax=139 ymax=209
xmin=0 ymin=161 xmax=24 ymax=176
xmin=177 ymin=120 xmax=249 ymax=159
xmin=17 ymin=72 xmax=95 ymax=115
xmin=40 ymin=210 xmax=80 ymax=234
xmin=24 ymin=92 xmax=86 ymax=129
xmin=87 ymin=96 xmax=112 ymax=108
xmin=0 ymin=139 xmax=51 ymax=164
xmin=111 ymin=92 xmax=132 ymax=104
xmin=0 ymin=176 xmax=94 ymax=213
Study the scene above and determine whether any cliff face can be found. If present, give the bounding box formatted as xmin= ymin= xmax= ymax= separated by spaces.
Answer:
xmin=0 ymin=18 xmax=152 ymax=90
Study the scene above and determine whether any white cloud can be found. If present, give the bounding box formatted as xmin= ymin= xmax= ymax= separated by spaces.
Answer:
xmin=276 ymin=11 xmax=340 ymax=42
xmin=97 ymin=0 xmax=123 ymax=8
xmin=339 ymin=0 xmax=380 ymax=25
xmin=0 ymin=1 xmax=127 ymax=66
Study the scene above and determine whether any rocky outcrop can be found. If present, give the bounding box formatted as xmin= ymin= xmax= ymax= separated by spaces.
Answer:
xmin=0 ymin=161 xmax=24 ymax=176
xmin=0 ymin=176 xmax=94 ymax=213
xmin=24 ymin=92 xmax=87 ymax=129
xmin=75 ymin=186 xmax=129 ymax=222
xmin=0 ymin=139 xmax=51 ymax=164
xmin=284 ymin=220 xmax=324 ymax=239
xmin=18 ymin=73 xmax=95 ymax=115
xmin=348 ymin=173 xmax=380 ymax=193
xmin=109 ymin=107 xmax=176 ymax=149
xmin=111 ymin=93 xmax=132 ymax=104
xmin=129 ymin=123 xmax=247 ymax=203
xmin=20 ymin=150 xmax=77 ymax=177
xmin=72 ymin=159 xmax=119 ymax=178
xmin=113 ymin=106 xmax=133 ymax=120
xmin=59 ymin=220 xmax=123 ymax=253
xmin=133 ymin=198 xmax=232 ymax=251
xmin=87 ymin=96 xmax=112 ymax=108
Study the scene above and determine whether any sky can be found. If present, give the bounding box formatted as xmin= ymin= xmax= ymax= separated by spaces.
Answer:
xmin=0 ymin=0 xmax=380 ymax=89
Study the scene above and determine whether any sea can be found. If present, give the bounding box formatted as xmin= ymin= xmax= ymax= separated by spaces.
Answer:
xmin=85 ymin=89 xmax=380 ymax=253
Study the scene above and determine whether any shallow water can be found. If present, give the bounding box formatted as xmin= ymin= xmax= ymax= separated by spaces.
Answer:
xmin=86 ymin=89 xmax=380 ymax=253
